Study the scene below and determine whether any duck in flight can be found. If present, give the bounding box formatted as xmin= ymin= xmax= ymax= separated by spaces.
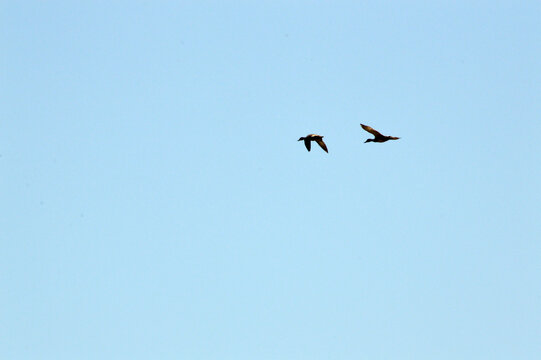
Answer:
xmin=298 ymin=134 xmax=328 ymax=153
xmin=360 ymin=124 xmax=400 ymax=143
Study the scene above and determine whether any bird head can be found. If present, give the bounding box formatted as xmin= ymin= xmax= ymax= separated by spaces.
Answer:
xmin=298 ymin=137 xmax=305 ymax=141
xmin=364 ymin=139 xmax=373 ymax=143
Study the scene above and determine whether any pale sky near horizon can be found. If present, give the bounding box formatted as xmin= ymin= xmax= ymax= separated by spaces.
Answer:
xmin=2 ymin=1 xmax=540 ymax=359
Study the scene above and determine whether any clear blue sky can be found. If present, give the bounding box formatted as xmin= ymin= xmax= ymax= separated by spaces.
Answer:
xmin=2 ymin=1 xmax=540 ymax=359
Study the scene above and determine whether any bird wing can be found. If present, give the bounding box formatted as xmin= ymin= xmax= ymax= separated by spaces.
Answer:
xmin=304 ymin=138 xmax=311 ymax=151
xmin=361 ymin=124 xmax=383 ymax=137
xmin=315 ymin=138 xmax=328 ymax=153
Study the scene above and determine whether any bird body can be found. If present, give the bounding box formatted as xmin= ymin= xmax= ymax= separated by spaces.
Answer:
xmin=298 ymin=134 xmax=328 ymax=153
xmin=360 ymin=124 xmax=399 ymax=143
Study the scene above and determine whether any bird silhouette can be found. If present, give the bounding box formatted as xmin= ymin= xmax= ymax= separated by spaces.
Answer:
xmin=360 ymin=124 xmax=400 ymax=143
xmin=298 ymin=134 xmax=328 ymax=153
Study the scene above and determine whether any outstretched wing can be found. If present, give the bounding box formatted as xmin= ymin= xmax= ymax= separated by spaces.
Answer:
xmin=315 ymin=138 xmax=328 ymax=153
xmin=361 ymin=124 xmax=383 ymax=137
xmin=304 ymin=138 xmax=311 ymax=151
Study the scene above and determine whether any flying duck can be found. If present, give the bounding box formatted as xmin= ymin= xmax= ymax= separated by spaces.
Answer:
xmin=360 ymin=124 xmax=400 ymax=143
xmin=298 ymin=134 xmax=328 ymax=153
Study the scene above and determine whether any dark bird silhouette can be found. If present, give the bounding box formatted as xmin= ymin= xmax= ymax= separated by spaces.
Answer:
xmin=298 ymin=134 xmax=328 ymax=153
xmin=360 ymin=124 xmax=400 ymax=143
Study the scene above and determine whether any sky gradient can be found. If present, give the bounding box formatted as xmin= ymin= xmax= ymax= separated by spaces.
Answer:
xmin=2 ymin=1 xmax=540 ymax=359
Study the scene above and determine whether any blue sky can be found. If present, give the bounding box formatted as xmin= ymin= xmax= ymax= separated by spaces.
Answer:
xmin=2 ymin=1 xmax=540 ymax=359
